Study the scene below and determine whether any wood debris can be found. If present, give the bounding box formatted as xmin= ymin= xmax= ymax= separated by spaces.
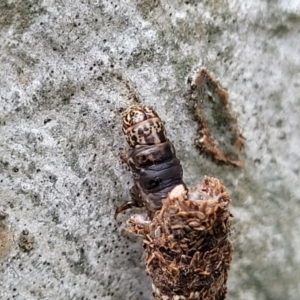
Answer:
xmin=127 ymin=177 xmax=233 ymax=300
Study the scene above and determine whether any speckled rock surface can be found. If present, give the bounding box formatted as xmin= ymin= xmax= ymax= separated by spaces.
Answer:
xmin=0 ymin=1 xmax=300 ymax=299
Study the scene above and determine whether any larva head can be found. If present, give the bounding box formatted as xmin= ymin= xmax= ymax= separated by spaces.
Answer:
xmin=122 ymin=106 xmax=167 ymax=147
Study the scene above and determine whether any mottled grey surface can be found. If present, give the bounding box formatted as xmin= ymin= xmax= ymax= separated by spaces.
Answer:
xmin=1 ymin=0 xmax=300 ymax=299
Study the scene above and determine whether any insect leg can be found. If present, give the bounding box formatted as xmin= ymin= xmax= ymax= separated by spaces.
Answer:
xmin=114 ymin=184 xmax=144 ymax=219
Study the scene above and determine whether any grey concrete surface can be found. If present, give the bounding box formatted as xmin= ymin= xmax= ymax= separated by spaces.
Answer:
xmin=1 ymin=1 xmax=300 ymax=299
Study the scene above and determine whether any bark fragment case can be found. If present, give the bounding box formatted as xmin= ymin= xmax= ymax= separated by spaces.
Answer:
xmin=127 ymin=177 xmax=233 ymax=300
xmin=187 ymin=67 xmax=244 ymax=167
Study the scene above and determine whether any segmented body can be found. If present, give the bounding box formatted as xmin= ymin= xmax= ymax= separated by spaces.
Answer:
xmin=115 ymin=106 xmax=185 ymax=218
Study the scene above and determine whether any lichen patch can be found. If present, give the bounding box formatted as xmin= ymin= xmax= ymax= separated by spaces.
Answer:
xmin=187 ymin=67 xmax=244 ymax=167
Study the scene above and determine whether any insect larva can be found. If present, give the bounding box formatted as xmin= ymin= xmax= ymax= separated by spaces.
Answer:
xmin=116 ymin=105 xmax=233 ymax=300
xmin=115 ymin=105 xmax=186 ymax=218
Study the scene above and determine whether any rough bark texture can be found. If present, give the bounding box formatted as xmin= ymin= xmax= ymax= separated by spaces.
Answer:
xmin=1 ymin=1 xmax=300 ymax=299
xmin=127 ymin=178 xmax=232 ymax=300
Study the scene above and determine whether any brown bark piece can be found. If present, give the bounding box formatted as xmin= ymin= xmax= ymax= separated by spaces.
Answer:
xmin=127 ymin=177 xmax=233 ymax=300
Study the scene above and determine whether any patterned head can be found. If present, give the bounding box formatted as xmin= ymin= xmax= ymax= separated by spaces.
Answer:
xmin=122 ymin=106 xmax=167 ymax=147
